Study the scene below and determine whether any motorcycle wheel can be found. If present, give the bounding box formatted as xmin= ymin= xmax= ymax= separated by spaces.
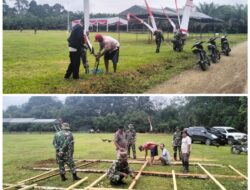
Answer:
xmin=199 ymin=60 xmax=208 ymax=71
xmin=231 ymin=147 xmax=241 ymax=154
xmin=211 ymin=54 xmax=217 ymax=63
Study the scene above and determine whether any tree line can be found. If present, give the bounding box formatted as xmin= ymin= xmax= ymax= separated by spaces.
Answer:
xmin=3 ymin=96 xmax=247 ymax=133
xmin=3 ymin=0 xmax=248 ymax=33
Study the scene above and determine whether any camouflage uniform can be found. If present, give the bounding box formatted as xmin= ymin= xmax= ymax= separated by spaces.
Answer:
xmin=53 ymin=130 xmax=76 ymax=175
xmin=173 ymin=131 xmax=182 ymax=161
xmin=80 ymin=44 xmax=89 ymax=74
xmin=154 ymin=30 xmax=164 ymax=53
xmin=107 ymin=154 xmax=133 ymax=185
xmin=125 ymin=125 xmax=136 ymax=159
xmin=53 ymin=123 xmax=81 ymax=181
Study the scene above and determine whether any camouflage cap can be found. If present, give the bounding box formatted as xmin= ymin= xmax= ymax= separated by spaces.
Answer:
xmin=128 ymin=124 xmax=134 ymax=129
xmin=61 ymin=123 xmax=70 ymax=130
xmin=119 ymin=151 xmax=128 ymax=160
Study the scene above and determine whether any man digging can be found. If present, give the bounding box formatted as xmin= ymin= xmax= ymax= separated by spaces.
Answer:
xmin=107 ymin=152 xmax=135 ymax=186
xmin=53 ymin=123 xmax=81 ymax=181
xmin=94 ymin=34 xmax=120 ymax=73
xmin=125 ymin=124 xmax=137 ymax=159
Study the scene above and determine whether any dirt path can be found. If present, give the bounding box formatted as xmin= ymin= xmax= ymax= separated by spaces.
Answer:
xmin=146 ymin=41 xmax=248 ymax=94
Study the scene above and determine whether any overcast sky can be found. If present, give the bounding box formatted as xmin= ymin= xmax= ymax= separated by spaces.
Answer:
xmin=6 ymin=0 xmax=247 ymax=13
xmin=3 ymin=96 xmax=178 ymax=111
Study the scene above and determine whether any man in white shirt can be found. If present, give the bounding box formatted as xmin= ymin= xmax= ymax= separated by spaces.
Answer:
xmin=159 ymin=143 xmax=171 ymax=165
xmin=95 ymin=34 xmax=120 ymax=73
xmin=181 ymin=130 xmax=192 ymax=173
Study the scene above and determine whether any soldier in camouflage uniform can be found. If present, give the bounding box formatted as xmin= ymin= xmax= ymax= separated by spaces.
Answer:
xmin=53 ymin=123 xmax=81 ymax=181
xmin=153 ymin=30 xmax=164 ymax=54
xmin=172 ymin=127 xmax=182 ymax=161
xmin=107 ymin=152 xmax=135 ymax=185
xmin=125 ymin=124 xmax=136 ymax=159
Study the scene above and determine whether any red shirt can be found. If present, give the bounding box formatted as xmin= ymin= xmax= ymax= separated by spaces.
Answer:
xmin=143 ymin=142 xmax=157 ymax=150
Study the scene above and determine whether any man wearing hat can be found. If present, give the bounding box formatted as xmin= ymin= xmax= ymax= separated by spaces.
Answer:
xmin=114 ymin=126 xmax=127 ymax=159
xmin=94 ymin=34 xmax=120 ymax=73
xmin=107 ymin=152 xmax=135 ymax=185
xmin=125 ymin=124 xmax=137 ymax=159
xmin=172 ymin=127 xmax=182 ymax=161
xmin=53 ymin=123 xmax=81 ymax=181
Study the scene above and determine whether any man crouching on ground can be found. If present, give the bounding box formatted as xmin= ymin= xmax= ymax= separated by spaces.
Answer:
xmin=94 ymin=34 xmax=120 ymax=74
xmin=159 ymin=143 xmax=171 ymax=166
xmin=107 ymin=152 xmax=135 ymax=185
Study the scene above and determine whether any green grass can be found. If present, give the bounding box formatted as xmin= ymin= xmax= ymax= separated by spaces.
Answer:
xmin=3 ymin=30 xmax=247 ymax=94
xmin=3 ymin=133 xmax=247 ymax=189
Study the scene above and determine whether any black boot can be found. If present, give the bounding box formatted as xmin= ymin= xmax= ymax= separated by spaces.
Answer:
xmin=174 ymin=153 xmax=177 ymax=161
xmin=73 ymin=172 xmax=81 ymax=180
xmin=60 ymin=174 xmax=67 ymax=181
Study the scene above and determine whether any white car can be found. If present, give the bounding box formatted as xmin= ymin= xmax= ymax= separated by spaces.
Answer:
xmin=212 ymin=126 xmax=247 ymax=145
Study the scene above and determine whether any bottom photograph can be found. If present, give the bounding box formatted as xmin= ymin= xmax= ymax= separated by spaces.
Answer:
xmin=3 ymin=96 xmax=248 ymax=190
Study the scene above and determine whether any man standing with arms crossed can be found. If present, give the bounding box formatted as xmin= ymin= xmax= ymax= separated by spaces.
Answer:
xmin=126 ymin=124 xmax=137 ymax=159
xmin=114 ymin=126 xmax=127 ymax=159
xmin=181 ymin=130 xmax=192 ymax=173
xmin=172 ymin=127 xmax=182 ymax=161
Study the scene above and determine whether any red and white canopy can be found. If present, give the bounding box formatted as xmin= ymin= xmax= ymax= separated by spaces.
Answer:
xmin=72 ymin=17 xmax=128 ymax=28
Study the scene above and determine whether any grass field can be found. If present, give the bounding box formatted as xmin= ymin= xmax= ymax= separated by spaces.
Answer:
xmin=3 ymin=30 xmax=247 ymax=94
xmin=3 ymin=133 xmax=247 ymax=190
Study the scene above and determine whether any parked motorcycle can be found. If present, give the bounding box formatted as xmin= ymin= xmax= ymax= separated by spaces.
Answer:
xmin=172 ymin=38 xmax=184 ymax=52
xmin=221 ymin=35 xmax=231 ymax=56
xmin=231 ymin=136 xmax=248 ymax=154
xmin=192 ymin=41 xmax=210 ymax=71
xmin=207 ymin=37 xmax=221 ymax=63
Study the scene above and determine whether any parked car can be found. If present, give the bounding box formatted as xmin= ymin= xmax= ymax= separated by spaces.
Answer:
xmin=212 ymin=126 xmax=247 ymax=145
xmin=186 ymin=126 xmax=225 ymax=145
xmin=206 ymin=128 xmax=227 ymax=145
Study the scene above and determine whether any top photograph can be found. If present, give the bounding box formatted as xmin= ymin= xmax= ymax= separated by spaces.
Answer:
xmin=3 ymin=0 xmax=248 ymax=94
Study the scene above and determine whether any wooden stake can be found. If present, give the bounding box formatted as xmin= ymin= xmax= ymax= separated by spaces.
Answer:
xmin=83 ymin=173 xmax=107 ymax=190
xmin=172 ymin=170 xmax=177 ymax=190
xmin=198 ymin=163 xmax=226 ymax=190
xmin=65 ymin=177 xmax=88 ymax=190
xmin=128 ymin=160 xmax=148 ymax=189
xmin=19 ymin=184 xmax=37 ymax=190
xmin=228 ymin=165 xmax=248 ymax=180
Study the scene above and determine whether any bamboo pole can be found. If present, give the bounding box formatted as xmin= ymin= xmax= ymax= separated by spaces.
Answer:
xmin=83 ymin=173 xmax=107 ymax=190
xmin=65 ymin=177 xmax=88 ymax=190
xmin=3 ymin=184 xmax=83 ymax=190
xmin=3 ymin=184 xmax=22 ymax=190
xmin=228 ymin=165 xmax=248 ymax=180
xmin=19 ymin=184 xmax=37 ymax=190
xmin=88 ymin=188 xmax=127 ymax=190
xmin=78 ymin=159 xmax=224 ymax=167
xmin=128 ymin=160 xmax=148 ymax=189
xmin=33 ymin=168 xmax=245 ymax=180
xmin=198 ymin=163 xmax=226 ymax=190
xmin=32 ymin=161 xmax=97 ymax=183
xmin=172 ymin=170 xmax=177 ymax=190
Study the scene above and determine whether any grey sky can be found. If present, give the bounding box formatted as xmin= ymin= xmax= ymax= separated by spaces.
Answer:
xmin=3 ymin=96 xmax=176 ymax=111
xmin=6 ymin=0 xmax=247 ymax=13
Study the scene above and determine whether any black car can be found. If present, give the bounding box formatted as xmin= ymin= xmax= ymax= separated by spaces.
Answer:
xmin=187 ymin=127 xmax=226 ymax=145
xmin=206 ymin=128 xmax=227 ymax=145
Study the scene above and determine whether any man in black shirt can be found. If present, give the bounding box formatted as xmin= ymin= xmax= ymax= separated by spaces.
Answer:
xmin=64 ymin=21 xmax=84 ymax=80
